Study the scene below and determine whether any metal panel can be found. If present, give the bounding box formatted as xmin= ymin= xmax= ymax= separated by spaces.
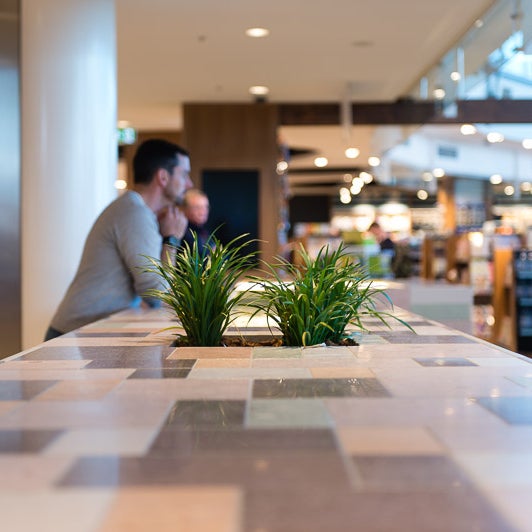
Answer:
xmin=0 ymin=0 xmax=21 ymax=358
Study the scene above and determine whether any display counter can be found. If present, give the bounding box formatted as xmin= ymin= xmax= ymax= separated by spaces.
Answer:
xmin=1 ymin=305 xmax=531 ymax=531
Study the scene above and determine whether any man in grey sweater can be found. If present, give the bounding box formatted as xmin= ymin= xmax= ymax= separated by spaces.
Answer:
xmin=45 ymin=139 xmax=192 ymax=339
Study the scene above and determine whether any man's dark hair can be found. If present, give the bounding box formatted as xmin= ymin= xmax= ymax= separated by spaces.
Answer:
xmin=133 ymin=139 xmax=189 ymax=185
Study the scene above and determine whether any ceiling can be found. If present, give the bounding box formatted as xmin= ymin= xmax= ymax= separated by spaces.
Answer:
xmin=115 ymin=0 xmax=498 ymax=186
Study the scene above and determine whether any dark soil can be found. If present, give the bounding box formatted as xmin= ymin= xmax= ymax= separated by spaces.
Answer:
xmin=171 ymin=335 xmax=359 ymax=348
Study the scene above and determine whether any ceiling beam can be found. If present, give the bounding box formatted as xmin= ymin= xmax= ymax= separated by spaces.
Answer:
xmin=278 ymin=100 xmax=532 ymax=126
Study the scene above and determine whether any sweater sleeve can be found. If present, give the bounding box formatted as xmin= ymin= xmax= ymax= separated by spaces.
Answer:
xmin=115 ymin=200 xmax=166 ymax=306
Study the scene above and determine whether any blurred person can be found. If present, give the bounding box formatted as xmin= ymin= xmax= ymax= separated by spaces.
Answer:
xmin=181 ymin=188 xmax=211 ymax=256
xmin=368 ymin=221 xmax=395 ymax=252
xmin=44 ymin=139 xmax=193 ymax=340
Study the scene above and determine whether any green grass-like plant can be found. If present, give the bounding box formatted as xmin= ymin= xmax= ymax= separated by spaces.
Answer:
xmin=143 ymin=231 xmax=258 ymax=346
xmin=247 ymin=243 xmax=413 ymax=346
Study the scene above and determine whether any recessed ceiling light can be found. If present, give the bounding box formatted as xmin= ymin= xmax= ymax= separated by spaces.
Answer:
xmin=417 ymin=189 xmax=428 ymax=200
xmin=345 ymin=147 xmax=360 ymax=159
xmin=487 ymin=132 xmax=504 ymax=143
xmin=523 ymin=139 xmax=532 ymax=149
xmin=314 ymin=157 xmax=328 ymax=168
xmin=450 ymin=71 xmax=461 ymax=81
xmin=368 ymin=156 xmax=380 ymax=167
xmin=460 ymin=124 xmax=476 ymax=135
xmin=245 ymin=27 xmax=269 ymax=38
xmin=433 ymin=168 xmax=445 ymax=178
xmin=249 ymin=85 xmax=269 ymax=96
xmin=433 ymin=88 xmax=446 ymax=100
xmin=490 ymin=174 xmax=503 ymax=184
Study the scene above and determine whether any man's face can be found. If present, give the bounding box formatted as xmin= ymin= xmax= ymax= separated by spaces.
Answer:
xmin=164 ymin=153 xmax=192 ymax=203
xmin=185 ymin=195 xmax=210 ymax=226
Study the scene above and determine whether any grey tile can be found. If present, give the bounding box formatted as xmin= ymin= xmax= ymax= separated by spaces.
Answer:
xmin=0 ymin=429 xmax=63 ymax=452
xmin=378 ymin=333 xmax=476 ymax=344
xmin=127 ymin=369 xmax=191 ymax=379
xmin=67 ymin=332 xmax=150 ymax=337
xmin=414 ymin=358 xmax=477 ymax=367
xmin=252 ymin=378 xmax=390 ymax=398
xmin=163 ymin=400 xmax=246 ymax=429
xmin=478 ymin=396 xmax=532 ymax=425
xmin=0 ymin=380 xmax=57 ymax=400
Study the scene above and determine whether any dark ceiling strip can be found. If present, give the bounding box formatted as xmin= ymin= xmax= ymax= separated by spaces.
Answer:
xmin=278 ymin=100 xmax=532 ymax=126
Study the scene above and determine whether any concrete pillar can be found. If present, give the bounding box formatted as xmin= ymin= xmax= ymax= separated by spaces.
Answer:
xmin=21 ymin=0 xmax=117 ymax=348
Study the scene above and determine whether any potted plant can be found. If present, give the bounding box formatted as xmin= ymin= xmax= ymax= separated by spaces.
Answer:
xmin=142 ymin=231 xmax=258 ymax=346
xmin=246 ymin=242 xmax=413 ymax=347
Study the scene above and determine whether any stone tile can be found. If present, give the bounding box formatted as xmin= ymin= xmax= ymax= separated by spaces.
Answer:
xmin=0 ymin=455 xmax=75 ymax=489
xmin=244 ymin=484 xmax=513 ymax=532
xmin=188 ymin=367 xmax=311 ymax=379
xmin=112 ymin=378 xmax=250 ymax=401
xmin=0 ymin=380 xmax=57 ymax=400
xmin=0 ymin=429 xmax=63 ymax=452
xmin=168 ymin=346 xmax=252 ymax=359
xmin=352 ymin=455 xmax=471 ymax=491
xmin=0 ymin=397 xmax=174 ymax=429
xmin=163 ymin=400 xmax=246 ymax=429
xmin=252 ymin=346 xmax=302 ymax=358
xmin=128 ymin=369 xmax=192 ymax=379
xmin=17 ymin=345 xmax=175 ymax=361
xmin=247 ymin=399 xmax=332 ymax=428
xmin=337 ymin=427 xmax=445 ymax=455
xmin=58 ymin=449 xmax=350 ymax=490
xmin=44 ymin=428 xmax=158 ymax=456
xmin=35 ymin=379 xmax=124 ymax=401
xmin=478 ymin=397 xmax=532 ymax=424
xmin=194 ymin=358 xmax=250 ymax=368
xmin=310 ymin=367 xmax=375 ymax=378
xmin=0 ymin=489 xmax=114 ymax=532
xmin=414 ymin=357 xmax=478 ymax=367
xmin=325 ymin=397 xmax=503 ymax=427
xmin=376 ymin=333 xmax=477 ymax=344
xmin=99 ymin=486 xmax=242 ymax=532
xmin=85 ymin=357 xmax=196 ymax=369
xmin=252 ymin=378 xmax=390 ymax=398
xmin=150 ymin=428 xmax=337 ymax=453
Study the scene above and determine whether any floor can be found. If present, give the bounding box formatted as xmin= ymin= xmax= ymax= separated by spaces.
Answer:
xmin=1 ymin=307 xmax=532 ymax=531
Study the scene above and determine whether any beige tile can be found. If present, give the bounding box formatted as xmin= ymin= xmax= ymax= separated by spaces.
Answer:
xmin=337 ymin=426 xmax=445 ymax=455
xmin=168 ymin=346 xmax=252 ymax=359
xmin=311 ymin=367 xmax=375 ymax=378
xmin=35 ymin=379 xmax=124 ymax=401
xmin=0 ymin=455 xmax=75 ymax=489
xmin=100 ymin=486 xmax=242 ymax=532
xmin=0 ymin=360 xmax=90 ymax=370
xmin=482 ymin=486 xmax=532 ymax=532
xmin=195 ymin=358 xmax=250 ymax=368
xmin=44 ymin=427 xmax=158 ymax=456
xmin=0 ymin=488 xmax=114 ymax=532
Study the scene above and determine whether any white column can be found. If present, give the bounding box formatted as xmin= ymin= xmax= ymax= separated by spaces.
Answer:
xmin=21 ymin=0 xmax=117 ymax=348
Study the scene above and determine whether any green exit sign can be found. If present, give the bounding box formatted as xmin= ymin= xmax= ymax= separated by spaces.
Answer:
xmin=117 ymin=127 xmax=137 ymax=145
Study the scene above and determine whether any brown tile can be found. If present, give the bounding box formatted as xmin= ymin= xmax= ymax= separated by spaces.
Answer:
xmin=150 ymin=428 xmax=337 ymax=453
xmin=57 ymin=449 xmax=351 ymax=490
xmin=245 ymin=485 xmax=514 ymax=532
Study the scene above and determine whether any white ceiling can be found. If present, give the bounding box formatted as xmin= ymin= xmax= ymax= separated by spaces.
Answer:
xmin=115 ymin=0 xmax=497 ymax=175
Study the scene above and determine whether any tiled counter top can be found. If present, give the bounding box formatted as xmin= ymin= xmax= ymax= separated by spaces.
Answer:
xmin=1 ymin=307 xmax=532 ymax=531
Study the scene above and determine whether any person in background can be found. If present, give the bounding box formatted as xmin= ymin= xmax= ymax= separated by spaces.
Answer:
xmin=368 ymin=221 xmax=395 ymax=252
xmin=181 ymin=188 xmax=211 ymax=256
xmin=44 ymin=139 xmax=193 ymax=340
